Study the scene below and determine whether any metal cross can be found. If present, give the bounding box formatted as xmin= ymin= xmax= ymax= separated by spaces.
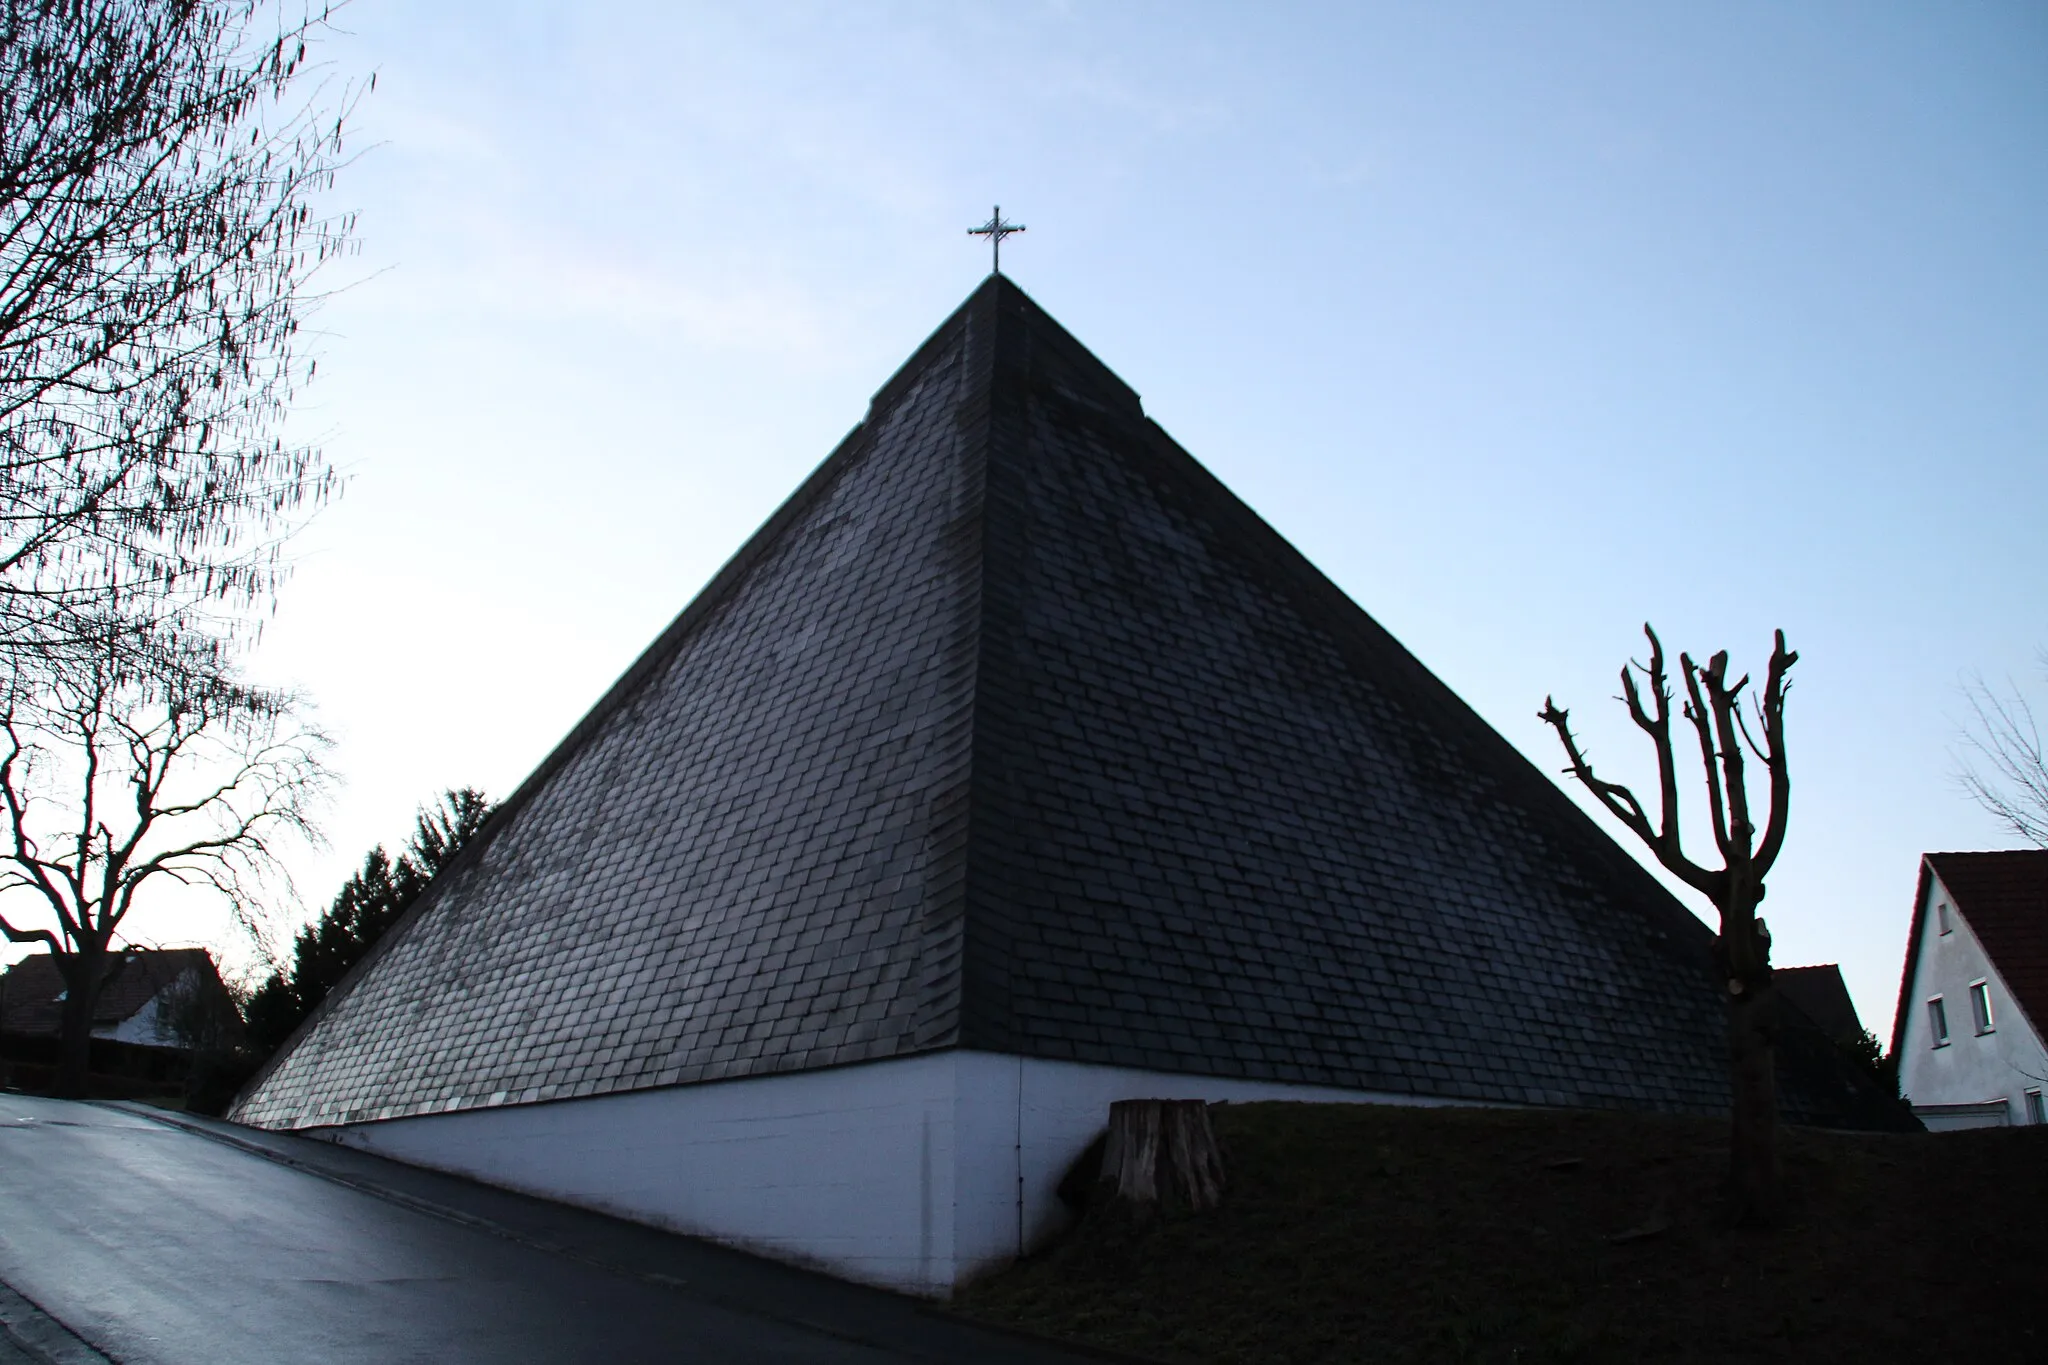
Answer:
xmin=968 ymin=205 xmax=1025 ymax=275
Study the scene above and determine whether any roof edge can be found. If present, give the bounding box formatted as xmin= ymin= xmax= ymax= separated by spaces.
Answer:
xmin=1131 ymin=416 xmax=1721 ymax=961
xmin=236 ymin=410 xmax=899 ymax=1112
xmin=234 ymin=279 xmax=1083 ymax=1116
xmin=1888 ymin=858 xmax=1937 ymax=1059
xmin=868 ymin=275 xmax=1006 ymax=416
xmin=236 ymin=281 xmax=1020 ymax=1114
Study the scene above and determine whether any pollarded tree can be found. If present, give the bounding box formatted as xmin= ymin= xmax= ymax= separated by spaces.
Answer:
xmin=0 ymin=635 xmax=330 ymax=1095
xmin=1539 ymin=625 xmax=1795 ymax=1226
xmin=0 ymin=0 xmax=361 ymax=673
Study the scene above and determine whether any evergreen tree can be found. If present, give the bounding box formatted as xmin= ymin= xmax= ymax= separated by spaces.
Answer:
xmin=244 ymin=788 xmax=492 ymax=1055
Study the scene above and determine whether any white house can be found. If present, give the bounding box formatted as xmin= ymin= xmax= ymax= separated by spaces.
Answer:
xmin=231 ymin=275 xmax=1909 ymax=1295
xmin=0 ymin=947 xmax=230 ymax=1049
xmin=1892 ymin=850 xmax=2048 ymax=1131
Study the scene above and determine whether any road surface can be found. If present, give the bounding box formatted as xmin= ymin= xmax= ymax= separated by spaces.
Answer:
xmin=0 ymin=1095 xmax=1099 ymax=1364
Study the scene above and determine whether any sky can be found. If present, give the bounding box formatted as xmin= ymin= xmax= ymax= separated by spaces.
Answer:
xmin=22 ymin=2 xmax=2043 ymax=1040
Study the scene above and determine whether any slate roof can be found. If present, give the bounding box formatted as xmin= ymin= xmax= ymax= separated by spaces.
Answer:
xmin=1775 ymin=965 xmax=1865 ymax=1047
xmin=233 ymin=275 xmax=1908 ymax=1132
xmin=0 ymin=949 xmax=219 ymax=1039
xmin=1892 ymin=849 xmax=2048 ymax=1055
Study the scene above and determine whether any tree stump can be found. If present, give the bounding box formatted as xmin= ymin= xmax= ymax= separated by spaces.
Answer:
xmin=1094 ymin=1099 xmax=1227 ymax=1214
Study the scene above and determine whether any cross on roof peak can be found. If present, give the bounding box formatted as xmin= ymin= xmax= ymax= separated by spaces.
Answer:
xmin=968 ymin=205 xmax=1025 ymax=275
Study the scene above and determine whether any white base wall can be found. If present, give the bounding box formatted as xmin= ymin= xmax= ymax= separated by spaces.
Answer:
xmin=1912 ymin=1101 xmax=2012 ymax=1132
xmin=308 ymin=1050 xmax=1464 ymax=1294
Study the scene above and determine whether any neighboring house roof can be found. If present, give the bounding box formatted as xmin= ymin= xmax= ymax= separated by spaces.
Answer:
xmin=231 ymin=274 xmax=1908 ymax=1134
xmin=1776 ymin=965 xmax=1865 ymax=1046
xmin=1889 ymin=849 xmax=2048 ymax=1056
xmin=0 ymin=948 xmax=220 ymax=1042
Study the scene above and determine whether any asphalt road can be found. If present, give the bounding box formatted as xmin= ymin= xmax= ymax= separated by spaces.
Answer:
xmin=0 ymin=1096 xmax=1100 ymax=1365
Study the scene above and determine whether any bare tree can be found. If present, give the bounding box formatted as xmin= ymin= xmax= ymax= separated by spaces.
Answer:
xmin=0 ymin=636 xmax=329 ymax=1095
xmin=0 ymin=0 xmax=361 ymax=673
xmin=1956 ymin=653 xmax=2048 ymax=848
xmin=1538 ymin=625 xmax=1796 ymax=1227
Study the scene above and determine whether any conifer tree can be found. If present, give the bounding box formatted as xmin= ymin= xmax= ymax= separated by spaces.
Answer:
xmin=244 ymin=788 xmax=491 ymax=1054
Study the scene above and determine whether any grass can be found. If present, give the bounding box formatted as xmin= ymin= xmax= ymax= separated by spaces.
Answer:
xmin=956 ymin=1102 xmax=2047 ymax=1364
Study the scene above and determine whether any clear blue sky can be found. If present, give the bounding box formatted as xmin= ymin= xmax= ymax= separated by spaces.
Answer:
xmin=200 ymin=1 xmax=2044 ymax=1036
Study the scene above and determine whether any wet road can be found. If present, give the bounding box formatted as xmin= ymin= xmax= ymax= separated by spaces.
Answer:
xmin=0 ymin=1096 xmax=1091 ymax=1364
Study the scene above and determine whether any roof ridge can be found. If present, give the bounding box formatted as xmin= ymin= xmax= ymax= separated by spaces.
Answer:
xmin=1926 ymin=848 xmax=2048 ymax=859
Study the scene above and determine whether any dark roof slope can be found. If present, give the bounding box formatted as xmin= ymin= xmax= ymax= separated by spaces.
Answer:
xmin=232 ymin=275 xmax=1908 ymax=1132
xmin=1892 ymin=850 xmax=2048 ymax=1053
xmin=0 ymin=949 xmax=219 ymax=1039
xmin=1776 ymin=965 xmax=1865 ymax=1046
xmin=953 ymin=280 xmax=1894 ymax=1125
xmin=234 ymin=305 xmax=989 ymax=1127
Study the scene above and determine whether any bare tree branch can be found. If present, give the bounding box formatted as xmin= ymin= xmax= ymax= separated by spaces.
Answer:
xmin=1751 ymin=631 xmax=1797 ymax=875
xmin=1678 ymin=656 xmax=1733 ymax=862
xmin=1954 ymin=652 xmax=2048 ymax=849
xmin=0 ymin=637 xmax=329 ymax=1094
xmin=0 ymin=1 xmax=364 ymax=680
xmin=1540 ymin=624 xmax=1721 ymax=899
xmin=1538 ymin=696 xmax=1655 ymax=842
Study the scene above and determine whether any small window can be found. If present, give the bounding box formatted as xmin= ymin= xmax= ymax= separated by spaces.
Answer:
xmin=1936 ymin=901 xmax=1952 ymax=935
xmin=1927 ymin=997 xmax=1949 ymax=1047
xmin=1969 ymin=980 xmax=1995 ymax=1034
xmin=2027 ymin=1090 xmax=2046 ymax=1126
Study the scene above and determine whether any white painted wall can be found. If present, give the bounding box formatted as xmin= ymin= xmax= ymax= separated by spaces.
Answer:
xmin=310 ymin=1049 xmax=1460 ymax=1294
xmin=1897 ymin=871 xmax=2048 ymax=1130
xmin=91 ymin=967 xmax=216 ymax=1048
xmin=92 ymin=992 xmax=165 ymax=1045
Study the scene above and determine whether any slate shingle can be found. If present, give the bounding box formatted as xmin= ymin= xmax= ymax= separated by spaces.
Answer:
xmin=232 ymin=276 xmax=1906 ymax=1132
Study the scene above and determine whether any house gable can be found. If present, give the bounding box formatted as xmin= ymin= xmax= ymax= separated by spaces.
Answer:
xmin=1894 ymin=855 xmax=2048 ymax=1124
xmin=0 ymin=949 xmax=222 ymax=1045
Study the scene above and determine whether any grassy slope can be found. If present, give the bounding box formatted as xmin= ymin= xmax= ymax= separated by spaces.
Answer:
xmin=958 ymin=1102 xmax=2047 ymax=1364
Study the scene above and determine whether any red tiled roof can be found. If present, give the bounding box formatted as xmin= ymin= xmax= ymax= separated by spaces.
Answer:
xmin=0 ymin=948 xmax=219 ymax=1039
xmin=1926 ymin=850 xmax=2048 ymax=1042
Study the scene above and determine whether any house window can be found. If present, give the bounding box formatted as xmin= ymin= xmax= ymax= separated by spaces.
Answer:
xmin=2027 ymin=1090 xmax=2046 ymax=1126
xmin=1936 ymin=901 xmax=1952 ymax=934
xmin=1927 ymin=997 xmax=1949 ymax=1047
xmin=1968 ymin=980 xmax=1995 ymax=1034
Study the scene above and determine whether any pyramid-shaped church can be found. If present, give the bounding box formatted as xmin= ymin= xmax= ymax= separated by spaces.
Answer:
xmin=235 ymin=276 xmax=1902 ymax=1292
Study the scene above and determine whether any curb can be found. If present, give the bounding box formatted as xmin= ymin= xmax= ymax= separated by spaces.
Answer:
xmin=0 ymin=1282 xmax=112 ymax=1365
xmin=95 ymin=1103 xmax=563 ymax=1252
